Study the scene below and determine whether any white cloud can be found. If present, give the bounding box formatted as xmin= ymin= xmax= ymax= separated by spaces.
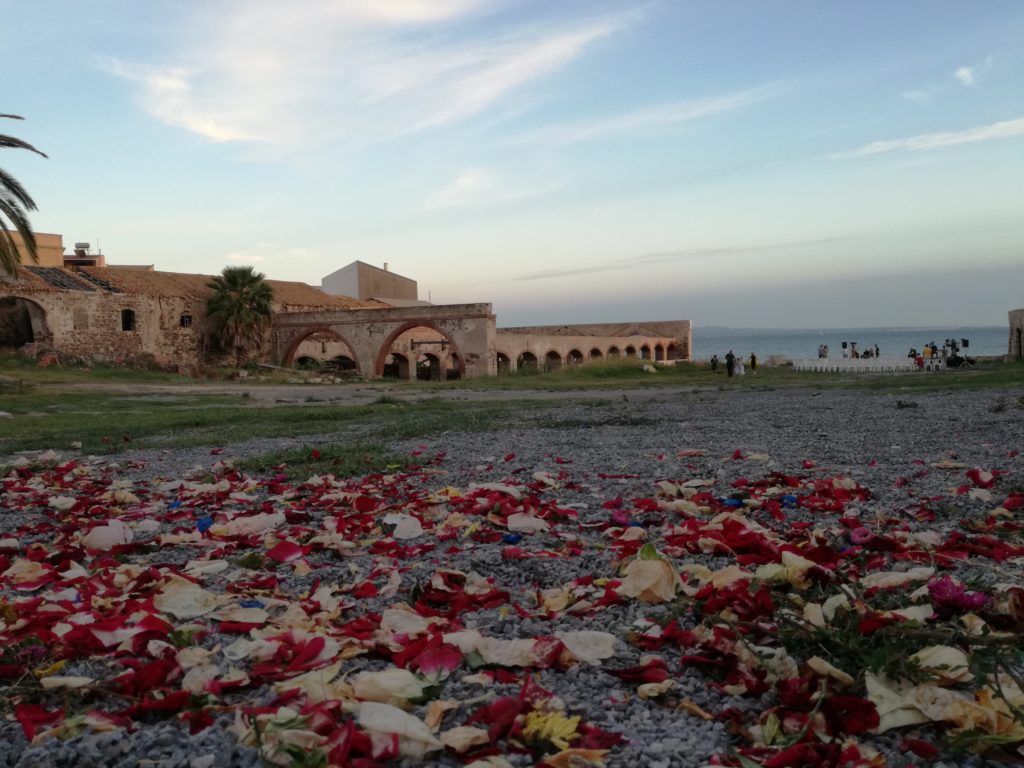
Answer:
xmin=101 ymin=1 xmax=622 ymax=150
xmin=954 ymin=66 xmax=975 ymax=86
xmin=827 ymin=116 xmax=1024 ymax=160
xmin=423 ymin=169 xmax=496 ymax=210
xmin=99 ymin=58 xmax=264 ymax=143
xmin=901 ymin=87 xmax=939 ymax=105
xmin=422 ymin=168 xmax=552 ymax=210
xmin=902 ymin=56 xmax=993 ymax=105
xmin=508 ymin=84 xmax=783 ymax=147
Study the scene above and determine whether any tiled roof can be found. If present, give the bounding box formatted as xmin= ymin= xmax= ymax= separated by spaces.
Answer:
xmin=7 ymin=266 xmax=378 ymax=310
xmin=23 ymin=266 xmax=96 ymax=291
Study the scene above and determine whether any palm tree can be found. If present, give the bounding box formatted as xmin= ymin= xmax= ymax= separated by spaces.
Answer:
xmin=1 ymin=114 xmax=47 ymax=274
xmin=206 ymin=266 xmax=275 ymax=367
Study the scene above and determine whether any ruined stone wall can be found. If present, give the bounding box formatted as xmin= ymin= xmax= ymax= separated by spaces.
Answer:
xmin=495 ymin=332 xmax=681 ymax=369
xmin=499 ymin=320 xmax=691 ymax=360
xmin=4 ymin=289 xmax=206 ymax=365
xmin=272 ymin=303 xmax=497 ymax=378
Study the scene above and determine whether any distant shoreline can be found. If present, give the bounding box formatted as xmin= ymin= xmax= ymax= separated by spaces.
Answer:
xmin=691 ymin=325 xmax=1007 ymax=361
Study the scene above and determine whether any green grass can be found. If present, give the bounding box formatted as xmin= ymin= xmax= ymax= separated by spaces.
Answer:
xmin=426 ymin=357 xmax=1024 ymax=394
xmin=2 ymin=353 xmax=1020 ymax=460
xmin=236 ymin=443 xmax=415 ymax=481
xmin=0 ymin=354 xmax=193 ymax=385
xmin=0 ymin=388 xmax=546 ymax=456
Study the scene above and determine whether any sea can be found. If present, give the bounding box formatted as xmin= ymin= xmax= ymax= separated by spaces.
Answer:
xmin=692 ymin=326 xmax=1008 ymax=362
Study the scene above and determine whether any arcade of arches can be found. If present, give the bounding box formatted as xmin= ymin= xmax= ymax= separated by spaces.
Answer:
xmin=272 ymin=307 xmax=692 ymax=381
xmin=2 ymin=265 xmax=693 ymax=378
xmin=272 ymin=304 xmax=495 ymax=380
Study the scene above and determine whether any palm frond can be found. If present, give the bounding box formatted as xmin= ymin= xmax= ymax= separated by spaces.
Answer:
xmin=0 ymin=168 xmax=39 ymax=211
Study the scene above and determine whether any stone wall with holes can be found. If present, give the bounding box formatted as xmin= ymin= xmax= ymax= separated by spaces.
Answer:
xmin=271 ymin=303 xmax=497 ymax=378
xmin=2 ymin=289 xmax=207 ymax=366
xmin=499 ymin=320 xmax=691 ymax=362
xmin=495 ymin=332 xmax=683 ymax=372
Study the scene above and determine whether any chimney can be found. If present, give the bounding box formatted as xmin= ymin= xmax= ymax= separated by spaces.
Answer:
xmin=383 ymin=262 xmax=389 ymax=272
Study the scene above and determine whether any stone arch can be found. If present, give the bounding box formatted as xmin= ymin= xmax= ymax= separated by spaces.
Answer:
xmin=496 ymin=351 xmax=511 ymax=373
xmin=589 ymin=348 xmax=603 ymax=360
xmin=0 ymin=296 xmax=50 ymax=348
xmin=416 ymin=352 xmax=442 ymax=381
xmin=374 ymin=321 xmax=464 ymax=379
xmin=330 ymin=354 xmax=357 ymax=372
xmin=655 ymin=344 xmax=665 ymax=361
xmin=567 ymin=349 xmax=584 ymax=366
xmin=666 ymin=343 xmax=678 ymax=360
xmin=544 ymin=350 xmax=562 ymax=372
xmin=517 ymin=351 xmax=538 ymax=371
xmin=640 ymin=345 xmax=651 ymax=360
xmin=607 ymin=346 xmax=620 ymax=359
xmin=282 ymin=326 xmax=360 ymax=373
xmin=446 ymin=352 xmax=461 ymax=380
xmin=383 ymin=352 xmax=410 ymax=379
xmin=625 ymin=345 xmax=636 ymax=358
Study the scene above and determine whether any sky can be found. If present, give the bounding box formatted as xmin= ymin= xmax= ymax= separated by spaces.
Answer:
xmin=3 ymin=0 xmax=1023 ymax=328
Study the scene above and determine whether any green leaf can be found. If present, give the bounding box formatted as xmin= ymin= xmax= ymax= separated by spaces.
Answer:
xmin=639 ymin=542 xmax=661 ymax=561
xmin=232 ymin=551 xmax=265 ymax=570
xmin=762 ymin=711 xmax=781 ymax=746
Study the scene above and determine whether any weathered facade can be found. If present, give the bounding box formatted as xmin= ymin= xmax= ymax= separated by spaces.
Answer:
xmin=1009 ymin=308 xmax=1024 ymax=361
xmin=321 ymin=261 xmax=419 ymax=303
xmin=0 ymin=266 xmax=373 ymax=367
xmin=1 ymin=241 xmax=692 ymax=378
xmin=496 ymin=320 xmax=691 ymax=372
xmin=272 ymin=304 xmax=497 ymax=379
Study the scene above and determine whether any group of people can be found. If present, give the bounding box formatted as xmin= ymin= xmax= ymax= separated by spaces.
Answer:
xmin=841 ymin=342 xmax=880 ymax=359
xmin=908 ymin=342 xmax=940 ymax=360
xmin=710 ymin=351 xmax=757 ymax=377
xmin=908 ymin=339 xmax=973 ymax=369
xmin=816 ymin=343 xmax=882 ymax=359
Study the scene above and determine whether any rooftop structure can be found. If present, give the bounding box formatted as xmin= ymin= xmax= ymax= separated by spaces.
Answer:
xmin=321 ymin=260 xmax=424 ymax=304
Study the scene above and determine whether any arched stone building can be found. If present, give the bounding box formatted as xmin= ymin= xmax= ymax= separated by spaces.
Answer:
xmin=1 ymin=234 xmax=692 ymax=378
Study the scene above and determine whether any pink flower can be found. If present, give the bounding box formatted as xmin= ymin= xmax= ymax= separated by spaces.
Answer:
xmin=847 ymin=527 xmax=874 ymax=545
xmin=928 ymin=575 xmax=990 ymax=610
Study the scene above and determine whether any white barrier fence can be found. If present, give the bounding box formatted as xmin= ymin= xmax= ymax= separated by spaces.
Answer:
xmin=791 ymin=357 xmax=930 ymax=373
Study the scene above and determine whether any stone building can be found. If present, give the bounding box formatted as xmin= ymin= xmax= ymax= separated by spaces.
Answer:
xmin=496 ymin=321 xmax=690 ymax=372
xmin=0 ymin=259 xmax=373 ymax=367
xmin=321 ymin=261 xmax=425 ymax=306
xmin=1 ymin=233 xmax=692 ymax=378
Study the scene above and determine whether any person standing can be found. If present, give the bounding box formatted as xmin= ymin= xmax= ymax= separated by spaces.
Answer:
xmin=710 ymin=354 xmax=719 ymax=372
xmin=725 ymin=350 xmax=736 ymax=377
xmin=749 ymin=352 xmax=758 ymax=374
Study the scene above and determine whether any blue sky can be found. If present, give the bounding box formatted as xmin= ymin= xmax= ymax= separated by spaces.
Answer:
xmin=3 ymin=0 xmax=1022 ymax=327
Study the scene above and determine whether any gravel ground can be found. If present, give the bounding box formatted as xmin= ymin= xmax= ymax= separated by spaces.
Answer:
xmin=2 ymin=385 xmax=1022 ymax=767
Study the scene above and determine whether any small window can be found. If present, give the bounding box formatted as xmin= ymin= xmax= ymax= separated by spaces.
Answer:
xmin=179 ymin=314 xmax=193 ymax=328
xmin=121 ymin=309 xmax=136 ymax=332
